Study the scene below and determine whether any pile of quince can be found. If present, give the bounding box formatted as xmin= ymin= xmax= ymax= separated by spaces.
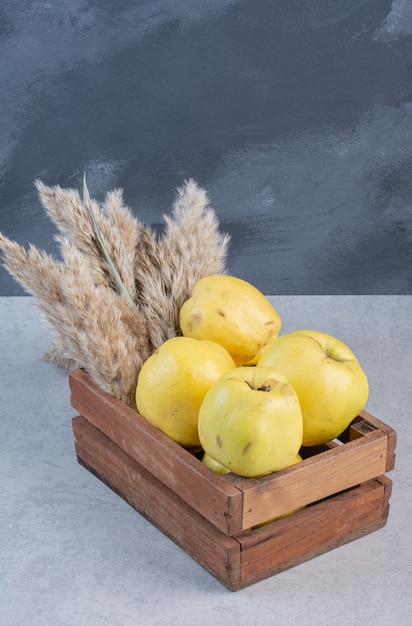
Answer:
xmin=135 ymin=275 xmax=369 ymax=479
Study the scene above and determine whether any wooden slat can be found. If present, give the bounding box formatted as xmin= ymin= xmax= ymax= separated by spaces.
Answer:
xmin=72 ymin=415 xmax=242 ymax=589
xmin=354 ymin=409 xmax=397 ymax=471
xmin=233 ymin=476 xmax=392 ymax=590
xmin=226 ymin=429 xmax=388 ymax=529
xmin=69 ymin=369 xmax=243 ymax=535
xmin=70 ymin=369 xmax=396 ymax=536
xmin=72 ymin=414 xmax=392 ymax=592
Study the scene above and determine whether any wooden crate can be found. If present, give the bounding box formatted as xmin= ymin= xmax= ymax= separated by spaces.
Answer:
xmin=70 ymin=368 xmax=396 ymax=591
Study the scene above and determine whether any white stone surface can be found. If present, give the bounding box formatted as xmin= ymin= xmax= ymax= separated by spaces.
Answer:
xmin=1 ymin=296 xmax=411 ymax=625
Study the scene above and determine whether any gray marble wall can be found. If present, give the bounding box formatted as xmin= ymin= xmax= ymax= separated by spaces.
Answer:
xmin=1 ymin=0 xmax=411 ymax=295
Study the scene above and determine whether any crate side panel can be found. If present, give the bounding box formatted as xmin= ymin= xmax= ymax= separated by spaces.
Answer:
xmin=233 ymin=477 xmax=391 ymax=590
xmin=354 ymin=410 xmax=397 ymax=471
xmin=71 ymin=416 xmax=393 ymax=592
xmin=70 ymin=370 xmax=243 ymax=535
xmin=227 ymin=431 xmax=388 ymax=529
xmin=72 ymin=415 xmax=241 ymax=590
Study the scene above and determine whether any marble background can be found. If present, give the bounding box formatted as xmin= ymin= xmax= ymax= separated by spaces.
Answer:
xmin=1 ymin=0 xmax=411 ymax=295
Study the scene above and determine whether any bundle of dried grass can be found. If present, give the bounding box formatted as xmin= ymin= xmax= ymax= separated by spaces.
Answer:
xmin=0 ymin=176 xmax=229 ymax=407
xmin=134 ymin=179 xmax=230 ymax=348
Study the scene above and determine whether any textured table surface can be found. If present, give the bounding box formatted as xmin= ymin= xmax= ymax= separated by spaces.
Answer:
xmin=1 ymin=296 xmax=411 ymax=625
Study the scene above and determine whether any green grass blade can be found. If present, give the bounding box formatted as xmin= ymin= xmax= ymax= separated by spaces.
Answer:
xmin=83 ymin=173 xmax=135 ymax=309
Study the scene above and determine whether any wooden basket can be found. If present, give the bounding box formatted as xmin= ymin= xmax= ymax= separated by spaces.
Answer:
xmin=70 ymin=368 xmax=396 ymax=591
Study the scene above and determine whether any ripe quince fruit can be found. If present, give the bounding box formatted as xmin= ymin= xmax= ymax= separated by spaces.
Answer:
xmin=258 ymin=329 xmax=369 ymax=446
xmin=198 ymin=366 xmax=303 ymax=477
xmin=136 ymin=337 xmax=236 ymax=448
xmin=179 ymin=275 xmax=281 ymax=365
xmin=202 ymin=452 xmax=231 ymax=475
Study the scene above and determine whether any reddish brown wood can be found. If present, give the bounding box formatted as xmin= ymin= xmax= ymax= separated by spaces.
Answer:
xmin=226 ymin=430 xmax=388 ymax=529
xmin=72 ymin=415 xmax=241 ymax=588
xmin=72 ymin=415 xmax=392 ymax=591
xmin=353 ymin=410 xmax=397 ymax=471
xmin=69 ymin=369 xmax=396 ymax=534
xmin=235 ymin=476 xmax=392 ymax=589
xmin=69 ymin=369 xmax=243 ymax=535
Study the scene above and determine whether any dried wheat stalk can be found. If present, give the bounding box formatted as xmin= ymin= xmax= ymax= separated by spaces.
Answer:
xmin=0 ymin=177 xmax=229 ymax=407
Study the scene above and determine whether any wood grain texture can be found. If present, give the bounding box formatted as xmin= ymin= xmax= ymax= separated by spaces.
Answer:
xmin=235 ymin=476 xmax=392 ymax=589
xmin=72 ymin=415 xmax=392 ymax=591
xmin=350 ymin=410 xmax=397 ymax=471
xmin=70 ymin=368 xmax=243 ymax=535
xmin=69 ymin=369 xmax=396 ymax=533
xmin=227 ymin=429 xmax=388 ymax=529
xmin=72 ymin=415 xmax=242 ymax=588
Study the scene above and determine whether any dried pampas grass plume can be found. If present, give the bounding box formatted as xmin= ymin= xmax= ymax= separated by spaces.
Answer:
xmin=0 ymin=176 xmax=230 ymax=406
xmin=134 ymin=179 xmax=230 ymax=349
